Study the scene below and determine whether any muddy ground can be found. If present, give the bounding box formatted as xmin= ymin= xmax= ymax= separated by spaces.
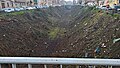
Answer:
xmin=0 ymin=6 xmax=120 ymax=68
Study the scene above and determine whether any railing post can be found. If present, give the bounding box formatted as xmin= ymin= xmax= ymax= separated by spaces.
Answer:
xmin=76 ymin=65 xmax=79 ymax=68
xmin=44 ymin=65 xmax=47 ymax=68
xmin=60 ymin=65 xmax=62 ymax=68
xmin=93 ymin=66 xmax=96 ymax=68
xmin=12 ymin=64 xmax=16 ymax=68
xmin=0 ymin=64 xmax=1 ymax=68
xmin=108 ymin=66 xmax=112 ymax=68
xmin=28 ymin=64 xmax=32 ymax=68
xmin=88 ymin=66 xmax=95 ymax=68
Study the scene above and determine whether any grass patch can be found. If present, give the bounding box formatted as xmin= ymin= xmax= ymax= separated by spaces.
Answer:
xmin=48 ymin=27 xmax=66 ymax=40
xmin=9 ymin=11 xmax=25 ymax=15
xmin=0 ymin=10 xmax=35 ymax=17
xmin=48 ymin=27 xmax=60 ymax=39
xmin=111 ymin=13 xmax=120 ymax=18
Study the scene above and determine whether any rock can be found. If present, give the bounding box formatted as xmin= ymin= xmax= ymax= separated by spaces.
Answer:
xmin=31 ymin=50 xmax=34 ymax=52
xmin=116 ymin=28 xmax=119 ymax=31
xmin=62 ymin=50 xmax=67 ymax=52
xmin=70 ymin=43 xmax=73 ymax=45
xmin=113 ymin=38 xmax=120 ymax=43
xmin=3 ymin=34 xmax=6 ymax=37
xmin=73 ymin=45 xmax=75 ymax=47
xmin=44 ymin=42 xmax=47 ymax=45
xmin=74 ymin=25 xmax=77 ymax=27
xmin=84 ymin=23 xmax=87 ymax=26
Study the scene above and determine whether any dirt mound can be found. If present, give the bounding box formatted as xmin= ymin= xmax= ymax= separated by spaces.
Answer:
xmin=0 ymin=6 xmax=119 ymax=59
xmin=52 ymin=7 xmax=120 ymax=59
xmin=0 ymin=6 xmax=73 ymax=56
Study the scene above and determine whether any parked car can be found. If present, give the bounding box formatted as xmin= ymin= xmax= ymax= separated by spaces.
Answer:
xmin=0 ymin=9 xmax=4 ymax=13
xmin=14 ymin=8 xmax=21 ymax=11
xmin=26 ymin=7 xmax=36 ymax=10
xmin=100 ymin=6 xmax=107 ymax=10
xmin=19 ymin=7 xmax=25 ymax=11
xmin=26 ymin=7 xmax=32 ymax=10
xmin=114 ymin=5 xmax=120 ymax=11
xmin=87 ymin=2 xmax=95 ymax=6
xmin=2 ymin=8 xmax=15 ymax=12
xmin=42 ymin=5 xmax=49 ymax=8
xmin=31 ymin=7 xmax=36 ymax=9
xmin=34 ymin=5 xmax=43 ymax=9
xmin=99 ymin=5 xmax=112 ymax=10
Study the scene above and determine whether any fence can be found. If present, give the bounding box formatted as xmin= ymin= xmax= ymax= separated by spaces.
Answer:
xmin=0 ymin=57 xmax=120 ymax=68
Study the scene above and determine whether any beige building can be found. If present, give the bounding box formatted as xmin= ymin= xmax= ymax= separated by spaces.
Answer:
xmin=0 ymin=0 xmax=63 ymax=8
xmin=0 ymin=0 xmax=15 ymax=9
xmin=80 ymin=0 xmax=97 ymax=5
xmin=14 ymin=0 xmax=34 ymax=7
xmin=39 ymin=0 xmax=60 ymax=6
xmin=0 ymin=0 xmax=35 ymax=9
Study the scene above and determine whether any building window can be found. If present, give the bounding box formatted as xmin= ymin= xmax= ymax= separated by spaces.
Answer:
xmin=7 ymin=2 xmax=9 ymax=7
xmin=12 ymin=2 xmax=14 ymax=7
xmin=1 ymin=3 xmax=5 ymax=8
xmin=15 ymin=4 xmax=17 ymax=6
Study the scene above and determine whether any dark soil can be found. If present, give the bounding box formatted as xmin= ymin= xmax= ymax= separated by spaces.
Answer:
xmin=0 ymin=5 xmax=120 ymax=68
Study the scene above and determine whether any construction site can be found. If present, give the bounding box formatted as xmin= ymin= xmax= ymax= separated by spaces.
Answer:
xmin=0 ymin=5 xmax=120 ymax=68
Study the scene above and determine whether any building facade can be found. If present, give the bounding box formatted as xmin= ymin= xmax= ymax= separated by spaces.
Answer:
xmin=39 ymin=0 xmax=61 ymax=6
xmin=104 ymin=0 xmax=119 ymax=6
xmin=59 ymin=0 xmax=65 ymax=5
xmin=0 ymin=0 xmax=15 ymax=9
xmin=0 ymin=0 xmax=69 ymax=9
xmin=77 ymin=0 xmax=82 ymax=4
xmin=0 ymin=0 xmax=35 ymax=9
xmin=14 ymin=0 xmax=34 ymax=7
xmin=73 ymin=0 xmax=77 ymax=5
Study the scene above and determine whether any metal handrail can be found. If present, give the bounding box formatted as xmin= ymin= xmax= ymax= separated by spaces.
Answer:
xmin=0 ymin=57 xmax=119 ymax=66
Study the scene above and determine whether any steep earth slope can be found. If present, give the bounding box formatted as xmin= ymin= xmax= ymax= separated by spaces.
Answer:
xmin=0 ymin=5 xmax=120 ymax=68
xmin=52 ymin=7 xmax=120 ymax=59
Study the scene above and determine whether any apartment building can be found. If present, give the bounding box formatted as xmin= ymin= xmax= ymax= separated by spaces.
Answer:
xmin=0 ymin=0 xmax=35 ymax=9
xmin=47 ymin=0 xmax=53 ymax=6
xmin=104 ymin=0 xmax=119 ymax=6
xmin=14 ymin=0 xmax=26 ymax=7
xmin=0 ymin=0 xmax=15 ymax=9
xmin=73 ymin=0 xmax=77 ymax=4
xmin=39 ymin=0 xmax=61 ymax=6
xmin=77 ymin=0 xmax=82 ymax=4
xmin=59 ymin=0 xmax=65 ymax=5
xmin=14 ymin=0 xmax=34 ymax=7
xmin=53 ymin=0 xmax=60 ymax=5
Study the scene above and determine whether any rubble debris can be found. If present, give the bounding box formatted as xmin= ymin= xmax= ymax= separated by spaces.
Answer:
xmin=113 ymin=38 xmax=120 ymax=43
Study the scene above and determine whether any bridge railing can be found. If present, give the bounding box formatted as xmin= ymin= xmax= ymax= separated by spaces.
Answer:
xmin=0 ymin=57 xmax=120 ymax=68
